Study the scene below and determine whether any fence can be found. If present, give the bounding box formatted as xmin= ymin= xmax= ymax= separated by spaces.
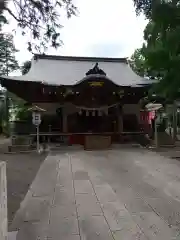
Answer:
xmin=0 ymin=161 xmax=7 ymax=240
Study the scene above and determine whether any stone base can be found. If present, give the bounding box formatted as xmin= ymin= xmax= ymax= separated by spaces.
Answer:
xmin=84 ymin=135 xmax=111 ymax=150
xmin=8 ymin=145 xmax=35 ymax=153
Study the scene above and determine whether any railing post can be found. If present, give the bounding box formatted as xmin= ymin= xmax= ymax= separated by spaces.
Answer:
xmin=0 ymin=161 xmax=7 ymax=240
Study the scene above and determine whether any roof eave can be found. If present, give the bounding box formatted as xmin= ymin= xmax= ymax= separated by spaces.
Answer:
xmin=34 ymin=54 xmax=128 ymax=63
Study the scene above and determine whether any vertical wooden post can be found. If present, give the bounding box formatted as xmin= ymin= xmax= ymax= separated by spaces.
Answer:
xmin=173 ymin=101 xmax=177 ymax=142
xmin=5 ymin=91 xmax=9 ymax=136
xmin=116 ymin=106 xmax=123 ymax=143
xmin=63 ymin=111 xmax=67 ymax=133
xmin=155 ymin=114 xmax=158 ymax=148
xmin=36 ymin=125 xmax=39 ymax=152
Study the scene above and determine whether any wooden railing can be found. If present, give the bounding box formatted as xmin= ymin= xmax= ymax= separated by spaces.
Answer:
xmin=0 ymin=161 xmax=7 ymax=240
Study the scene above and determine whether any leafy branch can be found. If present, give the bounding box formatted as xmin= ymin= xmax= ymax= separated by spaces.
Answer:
xmin=2 ymin=0 xmax=77 ymax=52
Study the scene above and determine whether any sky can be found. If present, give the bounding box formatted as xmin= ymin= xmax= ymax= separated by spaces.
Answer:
xmin=3 ymin=0 xmax=148 ymax=64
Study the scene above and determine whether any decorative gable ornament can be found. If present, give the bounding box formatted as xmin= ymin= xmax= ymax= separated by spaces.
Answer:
xmin=86 ymin=63 xmax=106 ymax=76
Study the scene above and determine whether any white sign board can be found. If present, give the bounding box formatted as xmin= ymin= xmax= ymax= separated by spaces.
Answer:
xmin=32 ymin=112 xmax=41 ymax=126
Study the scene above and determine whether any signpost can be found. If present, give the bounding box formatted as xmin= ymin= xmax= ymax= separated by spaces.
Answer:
xmin=28 ymin=105 xmax=46 ymax=153
xmin=32 ymin=112 xmax=41 ymax=152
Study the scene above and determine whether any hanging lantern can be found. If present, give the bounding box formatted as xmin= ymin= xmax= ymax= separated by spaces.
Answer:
xmin=98 ymin=110 xmax=102 ymax=116
xmin=79 ymin=109 xmax=82 ymax=115
xmin=86 ymin=110 xmax=89 ymax=116
xmin=92 ymin=110 xmax=95 ymax=116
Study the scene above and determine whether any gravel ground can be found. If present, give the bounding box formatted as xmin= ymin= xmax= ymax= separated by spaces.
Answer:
xmin=0 ymin=152 xmax=47 ymax=227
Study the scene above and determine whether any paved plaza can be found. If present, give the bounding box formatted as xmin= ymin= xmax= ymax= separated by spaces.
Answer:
xmin=11 ymin=147 xmax=180 ymax=239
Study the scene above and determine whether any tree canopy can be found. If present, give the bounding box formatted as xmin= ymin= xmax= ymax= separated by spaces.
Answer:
xmin=132 ymin=0 xmax=180 ymax=99
xmin=21 ymin=60 xmax=31 ymax=75
xmin=0 ymin=0 xmax=77 ymax=52
xmin=129 ymin=48 xmax=147 ymax=77
xmin=0 ymin=33 xmax=19 ymax=75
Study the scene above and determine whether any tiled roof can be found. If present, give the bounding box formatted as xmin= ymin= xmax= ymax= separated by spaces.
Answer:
xmin=0 ymin=54 xmax=152 ymax=87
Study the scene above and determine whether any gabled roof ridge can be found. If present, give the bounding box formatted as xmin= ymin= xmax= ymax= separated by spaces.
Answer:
xmin=34 ymin=54 xmax=128 ymax=63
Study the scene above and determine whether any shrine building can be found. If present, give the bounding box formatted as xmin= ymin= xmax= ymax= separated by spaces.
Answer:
xmin=0 ymin=54 xmax=152 ymax=149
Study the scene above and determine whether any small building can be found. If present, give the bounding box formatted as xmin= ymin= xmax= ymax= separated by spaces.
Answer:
xmin=0 ymin=54 xmax=152 ymax=149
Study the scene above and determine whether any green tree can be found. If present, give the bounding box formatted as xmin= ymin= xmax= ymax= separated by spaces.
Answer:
xmin=130 ymin=48 xmax=147 ymax=77
xmin=9 ymin=93 xmax=30 ymax=121
xmin=0 ymin=32 xmax=19 ymax=135
xmin=0 ymin=0 xmax=77 ymax=52
xmin=132 ymin=0 xmax=180 ymax=99
xmin=0 ymin=33 xmax=19 ymax=75
xmin=12 ymin=60 xmax=32 ymax=121
xmin=21 ymin=60 xmax=31 ymax=75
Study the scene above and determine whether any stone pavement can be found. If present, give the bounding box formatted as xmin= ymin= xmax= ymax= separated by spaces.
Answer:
xmin=11 ymin=148 xmax=180 ymax=239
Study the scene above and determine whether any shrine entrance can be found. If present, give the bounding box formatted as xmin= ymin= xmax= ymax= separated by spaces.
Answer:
xmin=67 ymin=110 xmax=117 ymax=133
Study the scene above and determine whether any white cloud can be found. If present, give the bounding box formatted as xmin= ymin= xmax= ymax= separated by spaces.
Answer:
xmin=3 ymin=0 xmax=148 ymax=63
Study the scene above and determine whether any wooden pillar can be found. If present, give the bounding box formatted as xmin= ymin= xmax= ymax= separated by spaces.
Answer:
xmin=117 ymin=106 xmax=123 ymax=133
xmin=63 ymin=110 xmax=68 ymax=133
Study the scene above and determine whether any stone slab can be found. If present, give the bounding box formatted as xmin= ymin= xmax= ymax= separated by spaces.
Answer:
xmin=49 ymin=215 xmax=79 ymax=236
xmin=78 ymin=215 xmax=113 ymax=240
xmin=74 ymin=180 xmax=94 ymax=194
xmin=18 ymin=196 xmax=51 ymax=222
xmin=93 ymin=184 xmax=117 ymax=203
xmin=0 ymin=161 xmax=7 ymax=240
xmin=100 ymin=201 xmax=136 ymax=232
xmin=132 ymin=212 xmax=176 ymax=240
xmin=53 ymin=187 xmax=75 ymax=206
xmin=16 ymin=221 xmax=49 ymax=240
xmin=50 ymin=205 xmax=76 ymax=218
xmin=30 ymin=156 xmax=58 ymax=197
xmin=112 ymin=228 xmax=147 ymax=240
xmin=76 ymin=193 xmax=103 ymax=217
